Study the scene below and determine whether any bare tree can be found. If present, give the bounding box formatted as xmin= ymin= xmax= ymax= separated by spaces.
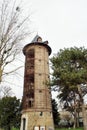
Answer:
xmin=0 ymin=0 xmax=31 ymax=83
xmin=0 ymin=85 xmax=14 ymax=97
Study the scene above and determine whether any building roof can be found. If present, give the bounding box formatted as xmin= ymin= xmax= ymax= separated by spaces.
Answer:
xmin=31 ymin=35 xmax=42 ymax=43
xmin=23 ymin=35 xmax=52 ymax=55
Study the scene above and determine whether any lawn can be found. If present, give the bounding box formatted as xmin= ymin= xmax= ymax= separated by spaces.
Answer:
xmin=0 ymin=127 xmax=84 ymax=130
xmin=0 ymin=128 xmax=19 ymax=130
xmin=12 ymin=127 xmax=84 ymax=130
xmin=12 ymin=128 xmax=19 ymax=130
xmin=55 ymin=128 xmax=83 ymax=130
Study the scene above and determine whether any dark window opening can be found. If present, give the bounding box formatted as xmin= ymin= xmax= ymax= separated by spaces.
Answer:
xmin=39 ymin=90 xmax=42 ymax=93
xmin=23 ymin=118 xmax=26 ymax=130
xmin=49 ymin=91 xmax=51 ymax=94
xmin=29 ymin=100 xmax=31 ymax=107
xmin=28 ymin=100 xmax=34 ymax=107
xmin=40 ymin=112 xmax=43 ymax=116
xmin=39 ymin=59 xmax=41 ymax=62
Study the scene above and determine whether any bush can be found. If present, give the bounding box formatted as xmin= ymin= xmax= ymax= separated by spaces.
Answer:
xmin=58 ymin=119 xmax=68 ymax=127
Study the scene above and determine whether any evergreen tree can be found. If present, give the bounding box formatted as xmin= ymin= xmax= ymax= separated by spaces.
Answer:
xmin=50 ymin=47 xmax=87 ymax=130
xmin=0 ymin=96 xmax=21 ymax=130
xmin=52 ymin=99 xmax=60 ymax=126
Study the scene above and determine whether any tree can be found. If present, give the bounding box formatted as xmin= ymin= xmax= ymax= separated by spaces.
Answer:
xmin=58 ymin=84 xmax=81 ymax=127
xmin=0 ymin=86 xmax=13 ymax=98
xmin=50 ymin=47 xmax=87 ymax=130
xmin=0 ymin=96 xmax=21 ymax=130
xmin=52 ymin=99 xmax=60 ymax=126
xmin=0 ymin=0 xmax=31 ymax=83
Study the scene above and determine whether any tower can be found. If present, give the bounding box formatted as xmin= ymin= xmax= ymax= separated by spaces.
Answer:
xmin=20 ymin=35 xmax=54 ymax=130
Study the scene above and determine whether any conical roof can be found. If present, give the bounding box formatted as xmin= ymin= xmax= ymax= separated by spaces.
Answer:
xmin=31 ymin=35 xmax=42 ymax=43
xmin=23 ymin=35 xmax=52 ymax=55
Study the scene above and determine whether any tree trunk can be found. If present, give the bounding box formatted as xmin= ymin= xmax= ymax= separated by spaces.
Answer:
xmin=7 ymin=125 xmax=11 ymax=130
xmin=0 ymin=67 xmax=2 ymax=83
xmin=78 ymin=85 xmax=87 ymax=130
xmin=82 ymin=104 xmax=87 ymax=130
xmin=77 ymin=111 xmax=80 ymax=127
xmin=73 ymin=105 xmax=77 ymax=128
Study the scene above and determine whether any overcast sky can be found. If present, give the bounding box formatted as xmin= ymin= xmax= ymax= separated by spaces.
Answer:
xmin=2 ymin=0 xmax=87 ymax=100
xmin=29 ymin=0 xmax=87 ymax=53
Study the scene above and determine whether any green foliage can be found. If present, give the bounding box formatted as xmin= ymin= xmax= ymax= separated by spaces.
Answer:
xmin=50 ymin=47 xmax=87 ymax=128
xmin=0 ymin=96 xmax=21 ymax=130
xmin=51 ymin=47 xmax=87 ymax=88
xmin=50 ymin=47 xmax=87 ymax=98
xmin=55 ymin=128 xmax=83 ymax=130
xmin=0 ymin=127 xmax=19 ymax=130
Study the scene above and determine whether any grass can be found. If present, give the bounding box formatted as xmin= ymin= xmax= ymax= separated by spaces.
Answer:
xmin=12 ymin=128 xmax=19 ymax=130
xmin=0 ymin=128 xmax=19 ymax=130
xmin=12 ymin=127 xmax=84 ymax=130
xmin=55 ymin=128 xmax=83 ymax=130
xmin=0 ymin=127 xmax=84 ymax=130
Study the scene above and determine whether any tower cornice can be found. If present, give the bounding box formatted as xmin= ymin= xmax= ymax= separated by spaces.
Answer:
xmin=23 ymin=41 xmax=52 ymax=56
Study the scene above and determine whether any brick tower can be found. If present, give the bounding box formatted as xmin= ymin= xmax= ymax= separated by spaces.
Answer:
xmin=20 ymin=35 xmax=54 ymax=130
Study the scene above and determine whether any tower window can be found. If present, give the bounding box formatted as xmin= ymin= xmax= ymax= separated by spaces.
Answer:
xmin=28 ymin=98 xmax=34 ymax=108
xmin=40 ymin=112 xmax=43 ymax=116
xmin=23 ymin=118 xmax=26 ymax=130
xmin=29 ymin=101 xmax=32 ymax=107
xmin=37 ymin=37 xmax=42 ymax=42
xmin=39 ymin=59 xmax=41 ymax=62
xmin=39 ymin=90 xmax=42 ymax=93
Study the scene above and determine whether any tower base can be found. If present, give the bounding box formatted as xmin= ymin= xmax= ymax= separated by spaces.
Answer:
xmin=20 ymin=110 xmax=54 ymax=130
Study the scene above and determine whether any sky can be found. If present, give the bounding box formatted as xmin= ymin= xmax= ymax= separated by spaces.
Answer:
xmin=1 ymin=0 xmax=87 ymax=100
xmin=29 ymin=0 xmax=87 ymax=53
